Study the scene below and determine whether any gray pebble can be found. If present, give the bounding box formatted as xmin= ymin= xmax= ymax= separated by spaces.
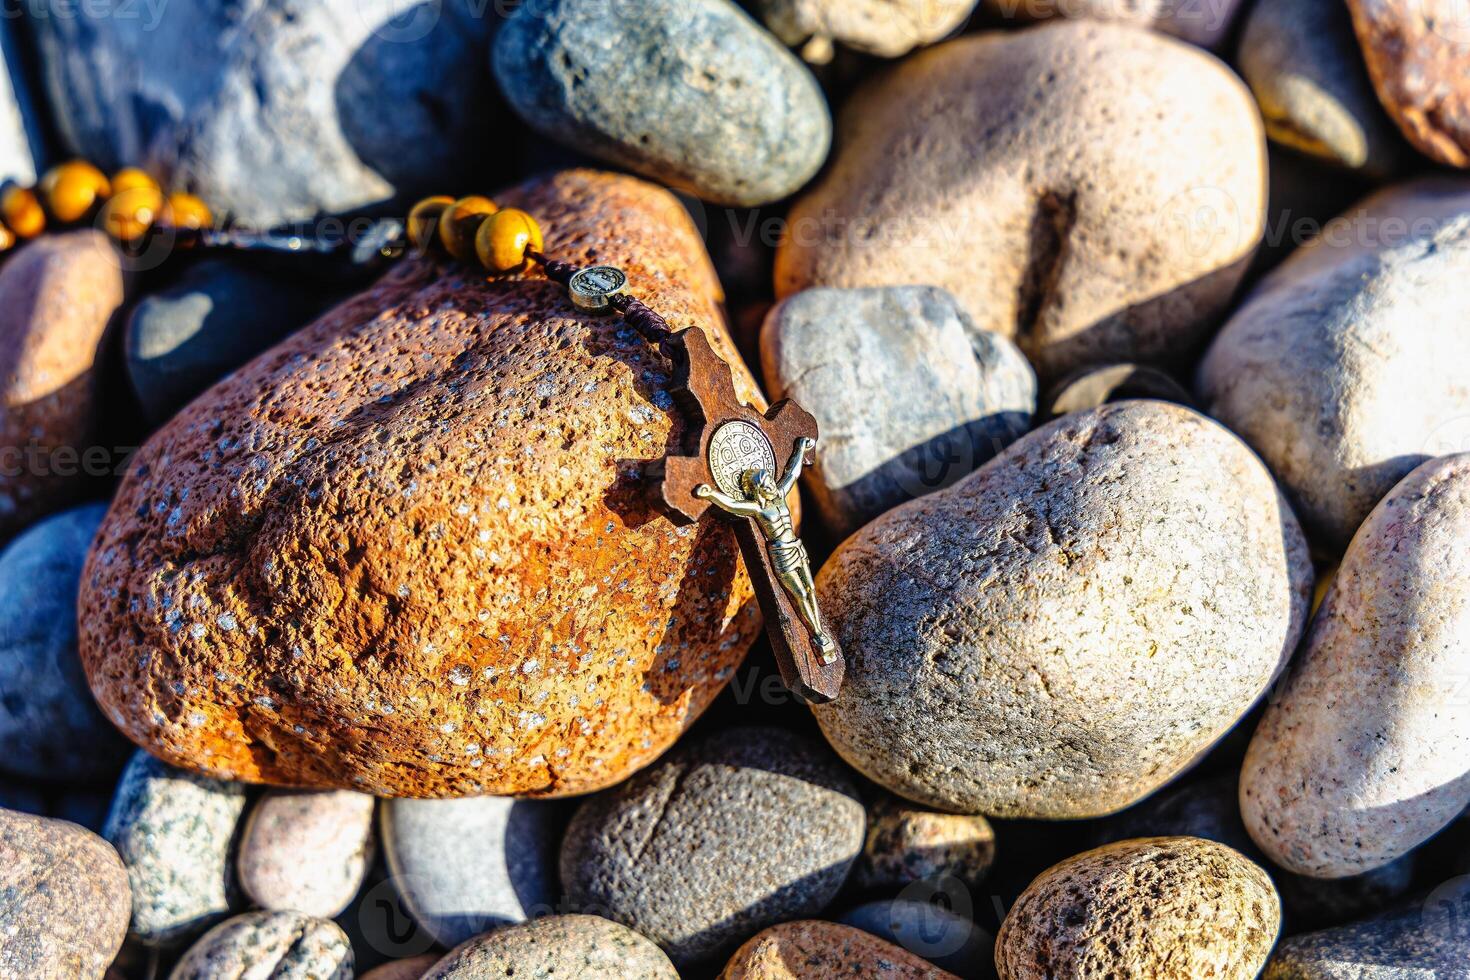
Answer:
xmin=0 ymin=808 xmax=130 ymax=980
xmin=0 ymin=504 xmax=131 ymax=782
xmin=126 ymin=261 xmax=335 ymax=425
xmin=380 ymin=795 xmax=561 ymax=949
xmin=423 ymin=915 xmax=678 ymax=979
xmin=168 ymin=910 xmax=352 ymax=980
xmin=104 ymin=750 xmax=248 ymax=946
xmin=33 ymin=0 xmax=499 ymax=228
xmin=1237 ymin=0 xmax=1406 ymax=176
xmin=560 ymin=725 xmax=864 ymax=964
xmin=854 ymin=794 xmax=995 ymax=892
xmin=237 ymin=789 xmax=376 ymax=919
xmin=761 ymin=285 xmax=1034 ymax=537
xmin=840 ymin=899 xmax=996 ymax=979
xmin=494 ymin=0 xmax=830 ymax=206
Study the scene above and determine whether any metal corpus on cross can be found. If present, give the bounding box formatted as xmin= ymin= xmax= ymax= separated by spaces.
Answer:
xmin=557 ymin=263 xmax=846 ymax=704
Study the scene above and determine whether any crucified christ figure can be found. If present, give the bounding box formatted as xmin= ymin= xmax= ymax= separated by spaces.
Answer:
xmin=695 ymin=436 xmax=837 ymax=663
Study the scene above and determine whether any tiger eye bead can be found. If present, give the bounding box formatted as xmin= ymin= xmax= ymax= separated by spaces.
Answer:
xmin=1 ymin=186 xmax=45 ymax=238
xmin=407 ymin=195 xmax=454 ymax=254
xmin=162 ymin=192 xmax=213 ymax=231
xmin=41 ymin=161 xmax=111 ymax=223
xmin=437 ymin=195 xmax=497 ymax=263
xmin=100 ymin=186 xmax=165 ymax=244
xmin=475 ymin=208 xmax=543 ymax=274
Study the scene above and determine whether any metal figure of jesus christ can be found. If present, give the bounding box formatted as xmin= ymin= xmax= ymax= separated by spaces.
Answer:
xmin=694 ymin=436 xmax=837 ymax=663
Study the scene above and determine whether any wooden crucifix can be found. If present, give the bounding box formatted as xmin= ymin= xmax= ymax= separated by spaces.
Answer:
xmin=541 ymin=260 xmax=846 ymax=704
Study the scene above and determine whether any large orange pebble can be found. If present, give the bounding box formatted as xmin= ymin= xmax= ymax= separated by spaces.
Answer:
xmin=79 ymin=170 xmax=765 ymax=798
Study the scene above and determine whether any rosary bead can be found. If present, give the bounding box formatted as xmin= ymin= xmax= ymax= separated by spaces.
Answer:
xmin=41 ymin=161 xmax=111 ymax=223
xmin=101 ymin=185 xmax=165 ymax=244
xmin=162 ymin=192 xmax=213 ymax=231
xmin=111 ymin=167 xmax=158 ymax=195
xmin=1 ymin=186 xmax=45 ymax=238
xmin=475 ymin=207 xmax=543 ymax=274
xmin=437 ymin=195 xmax=498 ymax=263
xmin=407 ymin=195 xmax=454 ymax=253
xmin=0 ymin=222 xmax=14 ymax=253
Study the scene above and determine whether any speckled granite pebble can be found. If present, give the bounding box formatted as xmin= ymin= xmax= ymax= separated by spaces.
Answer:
xmin=813 ymin=400 xmax=1312 ymax=817
xmin=79 ymin=170 xmax=767 ymax=798
xmin=380 ymin=795 xmax=561 ymax=948
xmin=1243 ymin=453 xmax=1470 ymax=878
xmin=720 ymin=920 xmax=959 ymax=978
xmin=0 ymin=504 xmax=130 ymax=782
xmin=761 ymin=285 xmax=1034 ymax=537
xmin=104 ymin=749 xmax=247 ymax=946
xmin=237 ymin=789 xmax=375 ymax=918
xmin=494 ymin=0 xmax=829 ymax=206
xmin=423 ymin=915 xmax=679 ymax=979
xmin=854 ymin=795 xmax=995 ymax=891
xmin=0 ymin=808 xmax=130 ymax=980
xmin=168 ymin=910 xmax=352 ymax=980
xmin=561 ymin=725 xmax=864 ymax=964
xmin=996 ymin=837 xmax=1280 ymax=979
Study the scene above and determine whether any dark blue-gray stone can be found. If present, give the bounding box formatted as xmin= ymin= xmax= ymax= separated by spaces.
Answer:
xmin=379 ymin=795 xmax=563 ymax=950
xmin=494 ymin=0 xmax=830 ymax=206
xmin=840 ymin=899 xmax=997 ymax=980
xmin=32 ymin=0 xmax=502 ymax=227
xmin=1264 ymin=878 xmax=1470 ymax=978
xmin=125 ymin=260 xmax=335 ymax=424
xmin=104 ymin=750 xmax=247 ymax=947
xmin=0 ymin=504 xmax=131 ymax=783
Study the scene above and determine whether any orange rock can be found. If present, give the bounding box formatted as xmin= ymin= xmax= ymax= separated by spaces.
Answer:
xmin=80 ymin=170 xmax=765 ymax=798
xmin=719 ymin=921 xmax=958 ymax=979
xmin=0 ymin=230 xmax=125 ymax=536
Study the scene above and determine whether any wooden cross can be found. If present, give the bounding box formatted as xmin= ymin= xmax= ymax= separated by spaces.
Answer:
xmin=651 ymin=326 xmax=844 ymax=704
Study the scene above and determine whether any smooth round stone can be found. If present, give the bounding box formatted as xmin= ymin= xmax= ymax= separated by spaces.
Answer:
xmin=422 ymin=915 xmax=678 ymax=979
xmin=359 ymin=956 xmax=438 ymax=980
xmin=125 ymin=260 xmax=334 ymax=425
xmin=1041 ymin=363 xmax=1194 ymax=420
xmin=1093 ymin=772 xmax=1415 ymax=932
xmin=853 ymin=795 xmax=996 ymax=891
xmin=0 ymin=230 xmax=126 ymax=537
xmin=1346 ymin=0 xmax=1470 ymax=167
xmin=32 ymin=0 xmax=500 ymax=228
xmin=169 ymin=910 xmax=353 ymax=980
xmin=1237 ymin=0 xmax=1406 ymax=176
xmin=0 ymin=808 xmax=130 ymax=979
xmin=0 ymin=21 xmax=42 ymax=184
xmin=721 ymin=921 xmax=958 ymax=979
xmin=756 ymin=0 xmax=978 ymax=59
xmin=760 ymin=285 xmax=1035 ymax=537
xmin=1199 ymin=178 xmax=1470 ymax=550
xmin=1243 ymin=454 xmax=1470 ymax=878
xmin=996 ymin=838 xmax=1280 ymax=979
xmin=380 ymin=795 xmax=561 ymax=948
xmin=813 ymin=400 xmax=1312 ymax=817
xmin=775 ymin=22 xmax=1265 ymax=380
xmin=560 ymin=725 xmax=864 ymax=964
xmin=977 ymin=0 xmax=1244 ymax=47
xmin=80 ymin=171 xmax=768 ymax=798
xmin=1263 ymin=877 xmax=1470 ymax=979
xmin=237 ymin=789 xmax=375 ymax=918
xmin=0 ymin=504 xmax=131 ymax=781
xmin=494 ymin=0 xmax=830 ymax=207
xmin=104 ymin=750 xmax=248 ymax=946
xmin=840 ymin=901 xmax=994 ymax=979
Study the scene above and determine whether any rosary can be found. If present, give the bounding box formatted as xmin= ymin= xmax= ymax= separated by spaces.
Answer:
xmin=1 ymin=163 xmax=846 ymax=704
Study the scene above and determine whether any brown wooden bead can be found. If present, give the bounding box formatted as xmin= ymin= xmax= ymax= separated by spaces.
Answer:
xmin=41 ymin=161 xmax=111 ymax=223
xmin=475 ymin=208 xmax=544 ymax=274
xmin=162 ymin=192 xmax=213 ymax=231
xmin=436 ymin=195 xmax=497 ymax=263
xmin=1 ymin=186 xmax=45 ymax=238
xmin=100 ymin=186 xmax=165 ymax=244
xmin=407 ymin=195 xmax=454 ymax=253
